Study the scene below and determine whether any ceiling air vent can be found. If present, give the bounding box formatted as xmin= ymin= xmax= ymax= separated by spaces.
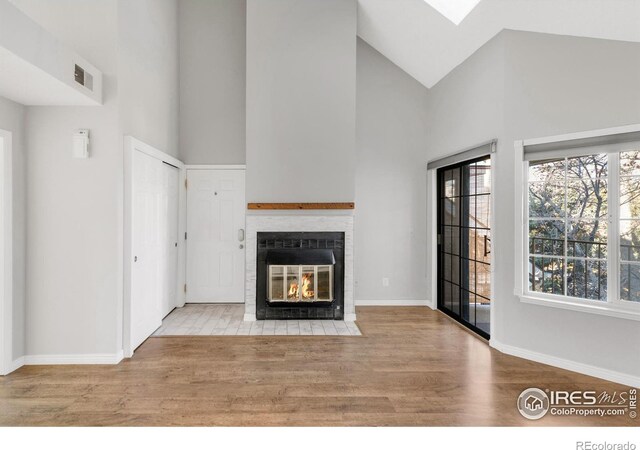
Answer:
xmin=74 ymin=64 xmax=93 ymax=91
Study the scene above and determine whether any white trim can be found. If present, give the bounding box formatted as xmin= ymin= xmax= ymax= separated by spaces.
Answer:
xmin=123 ymin=136 xmax=186 ymax=358
xmin=608 ymin=153 xmax=620 ymax=305
xmin=521 ymin=123 xmax=640 ymax=147
xmin=24 ymin=351 xmax=124 ymax=366
xmin=488 ymin=152 xmax=497 ymax=341
xmin=427 ymin=169 xmax=438 ymax=310
xmin=491 ymin=338 xmax=640 ymax=389
xmin=355 ymin=299 xmax=430 ymax=306
xmin=0 ymin=129 xmax=13 ymax=376
xmin=5 ymin=357 xmax=24 ymax=375
xmin=514 ymin=140 xmax=527 ymax=299
xmin=127 ymin=136 xmax=184 ymax=169
xmin=185 ymin=164 xmax=246 ymax=170
xmin=177 ymin=166 xmax=187 ymax=308
xmin=518 ymin=293 xmax=640 ymax=322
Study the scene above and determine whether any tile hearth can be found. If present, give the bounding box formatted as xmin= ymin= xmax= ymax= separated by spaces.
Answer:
xmin=153 ymin=304 xmax=361 ymax=336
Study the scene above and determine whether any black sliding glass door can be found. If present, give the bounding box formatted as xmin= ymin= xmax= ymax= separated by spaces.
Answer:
xmin=437 ymin=156 xmax=491 ymax=338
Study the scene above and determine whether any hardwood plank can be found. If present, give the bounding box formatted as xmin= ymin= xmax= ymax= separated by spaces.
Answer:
xmin=0 ymin=307 xmax=635 ymax=426
xmin=247 ymin=202 xmax=355 ymax=210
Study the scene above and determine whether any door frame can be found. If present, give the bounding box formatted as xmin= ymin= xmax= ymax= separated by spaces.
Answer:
xmin=0 ymin=129 xmax=13 ymax=375
xmin=184 ymin=165 xmax=246 ymax=304
xmin=427 ymin=150 xmax=496 ymax=342
xmin=123 ymin=136 xmax=186 ymax=357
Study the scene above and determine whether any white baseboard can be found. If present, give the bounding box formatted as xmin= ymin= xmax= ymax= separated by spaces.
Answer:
xmin=24 ymin=350 xmax=124 ymax=366
xmin=9 ymin=356 xmax=24 ymax=373
xmin=0 ymin=356 xmax=25 ymax=375
xmin=344 ymin=313 xmax=357 ymax=321
xmin=355 ymin=299 xmax=430 ymax=306
xmin=243 ymin=313 xmax=256 ymax=322
xmin=491 ymin=339 xmax=640 ymax=389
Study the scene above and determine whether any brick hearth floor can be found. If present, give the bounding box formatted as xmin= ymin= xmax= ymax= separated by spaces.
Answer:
xmin=153 ymin=304 xmax=361 ymax=336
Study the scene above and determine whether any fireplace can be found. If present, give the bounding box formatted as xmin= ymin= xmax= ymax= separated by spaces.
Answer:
xmin=256 ymin=232 xmax=344 ymax=320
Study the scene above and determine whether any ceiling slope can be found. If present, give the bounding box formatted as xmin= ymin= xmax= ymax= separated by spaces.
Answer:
xmin=357 ymin=0 xmax=640 ymax=88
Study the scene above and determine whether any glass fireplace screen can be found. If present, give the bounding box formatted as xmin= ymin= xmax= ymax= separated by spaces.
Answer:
xmin=268 ymin=265 xmax=333 ymax=302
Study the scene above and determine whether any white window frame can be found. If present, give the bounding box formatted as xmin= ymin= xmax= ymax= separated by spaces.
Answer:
xmin=515 ymin=124 xmax=640 ymax=322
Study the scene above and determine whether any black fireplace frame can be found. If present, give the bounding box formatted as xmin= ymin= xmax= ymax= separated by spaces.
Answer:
xmin=256 ymin=231 xmax=345 ymax=320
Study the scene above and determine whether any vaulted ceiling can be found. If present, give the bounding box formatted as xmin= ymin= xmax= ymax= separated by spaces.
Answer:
xmin=357 ymin=0 xmax=640 ymax=88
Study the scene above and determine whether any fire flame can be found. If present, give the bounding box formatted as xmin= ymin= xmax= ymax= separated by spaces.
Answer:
xmin=287 ymin=273 xmax=314 ymax=300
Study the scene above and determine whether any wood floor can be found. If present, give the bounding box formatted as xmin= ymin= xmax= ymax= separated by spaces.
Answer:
xmin=0 ymin=307 xmax=635 ymax=426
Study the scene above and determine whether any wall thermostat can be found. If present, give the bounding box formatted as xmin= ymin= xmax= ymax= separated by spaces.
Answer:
xmin=73 ymin=129 xmax=90 ymax=159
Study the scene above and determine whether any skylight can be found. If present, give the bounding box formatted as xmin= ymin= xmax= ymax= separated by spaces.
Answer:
xmin=424 ymin=0 xmax=482 ymax=25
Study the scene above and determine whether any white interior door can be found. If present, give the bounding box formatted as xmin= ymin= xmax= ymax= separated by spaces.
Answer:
xmin=160 ymin=163 xmax=180 ymax=317
xmin=186 ymin=169 xmax=246 ymax=303
xmin=131 ymin=150 xmax=163 ymax=351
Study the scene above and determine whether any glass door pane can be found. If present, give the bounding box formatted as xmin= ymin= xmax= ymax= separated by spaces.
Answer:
xmin=286 ymin=266 xmax=300 ymax=301
xmin=316 ymin=266 xmax=332 ymax=300
xmin=437 ymin=156 xmax=491 ymax=338
xmin=301 ymin=266 xmax=315 ymax=300
xmin=269 ymin=266 xmax=285 ymax=301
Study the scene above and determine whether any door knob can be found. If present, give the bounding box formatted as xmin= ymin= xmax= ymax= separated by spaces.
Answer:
xmin=134 ymin=256 xmax=138 ymax=262
xmin=238 ymin=229 xmax=245 ymax=242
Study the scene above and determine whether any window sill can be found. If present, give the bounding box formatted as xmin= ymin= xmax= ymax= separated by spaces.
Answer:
xmin=517 ymin=292 xmax=640 ymax=322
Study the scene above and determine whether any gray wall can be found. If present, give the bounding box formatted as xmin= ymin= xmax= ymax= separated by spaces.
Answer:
xmin=424 ymin=34 xmax=505 ymax=160
xmin=245 ymin=0 xmax=357 ymax=202
xmin=426 ymin=30 xmax=640 ymax=379
xmin=0 ymin=95 xmax=25 ymax=361
xmin=25 ymin=92 xmax=121 ymax=356
xmin=12 ymin=0 xmax=180 ymax=358
xmin=178 ymin=0 xmax=246 ymax=165
xmin=15 ymin=0 xmax=122 ymax=356
xmin=499 ymin=31 xmax=640 ymax=377
xmin=355 ymin=39 xmax=429 ymax=302
xmin=118 ymin=0 xmax=179 ymax=157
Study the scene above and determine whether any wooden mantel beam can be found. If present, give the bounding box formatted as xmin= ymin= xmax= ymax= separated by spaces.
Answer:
xmin=247 ymin=202 xmax=355 ymax=210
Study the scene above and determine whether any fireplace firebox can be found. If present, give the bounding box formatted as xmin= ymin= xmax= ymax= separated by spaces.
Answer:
xmin=256 ymin=232 xmax=344 ymax=320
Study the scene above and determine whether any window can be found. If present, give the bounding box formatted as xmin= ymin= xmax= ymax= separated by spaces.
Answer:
xmin=528 ymin=154 xmax=608 ymax=301
xmin=521 ymin=127 xmax=640 ymax=318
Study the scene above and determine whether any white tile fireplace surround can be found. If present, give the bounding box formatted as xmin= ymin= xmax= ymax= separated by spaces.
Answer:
xmin=244 ymin=212 xmax=355 ymax=322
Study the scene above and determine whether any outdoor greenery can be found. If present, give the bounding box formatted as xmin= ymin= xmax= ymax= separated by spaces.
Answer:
xmin=528 ymin=151 xmax=640 ymax=302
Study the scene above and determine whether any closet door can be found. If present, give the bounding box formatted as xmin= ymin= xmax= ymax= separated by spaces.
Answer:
xmin=160 ymin=163 xmax=180 ymax=317
xmin=131 ymin=149 xmax=163 ymax=351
